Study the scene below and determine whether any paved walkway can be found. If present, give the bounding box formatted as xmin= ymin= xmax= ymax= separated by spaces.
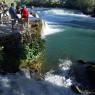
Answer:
xmin=0 ymin=22 xmax=22 ymax=45
xmin=0 ymin=22 xmax=22 ymax=35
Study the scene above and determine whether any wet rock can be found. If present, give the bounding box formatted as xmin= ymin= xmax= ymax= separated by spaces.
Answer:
xmin=77 ymin=60 xmax=86 ymax=64
xmin=86 ymin=64 xmax=95 ymax=91
xmin=76 ymin=60 xmax=95 ymax=91
xmin=72 ymin=60 xmax=95 ymax=93
xmin=86 ymin=61 xmax=95 ymax=65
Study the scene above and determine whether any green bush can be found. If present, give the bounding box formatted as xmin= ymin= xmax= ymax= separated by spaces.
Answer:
xmin=65 ymin=0 xmax=95 ymax=14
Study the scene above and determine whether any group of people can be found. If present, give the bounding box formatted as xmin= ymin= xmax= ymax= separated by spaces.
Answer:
xmin=0 ymin=1 xmax=29 ymax=30
xmin=9 ymin=3 xmax=29 ymax=29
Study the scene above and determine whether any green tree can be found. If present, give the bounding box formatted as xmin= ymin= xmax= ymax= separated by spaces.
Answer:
xmin=65 ymin=0 xmax=95 ymax=14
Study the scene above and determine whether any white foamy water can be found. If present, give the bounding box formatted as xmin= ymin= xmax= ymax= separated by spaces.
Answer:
xmin=37 ymin=8 xmax=95 ymax=26
xmin=43 ymin=8 xmax=86 ymax=16
xmin=37 ymin=8 xmax=91 ymax=18
xmin=41 ymin=21 xmax=64 ymax=38
xmin=0 ymin=59 xmax=83 ymax=95
xmin=40 ymin=8 xmax=95 ymax=39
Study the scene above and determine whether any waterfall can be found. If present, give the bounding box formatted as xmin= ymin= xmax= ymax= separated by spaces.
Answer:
xmin=41 ymin=20 xmax=64 ymax=39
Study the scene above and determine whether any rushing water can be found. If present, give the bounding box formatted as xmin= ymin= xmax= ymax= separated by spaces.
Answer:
xmin=0 ymin=59 xmax=82 ymax=95
xmin=34 ymin=8 xmax=95 ymax=70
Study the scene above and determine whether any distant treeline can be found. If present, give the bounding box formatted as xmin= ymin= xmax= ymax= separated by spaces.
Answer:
xmin=16 ymin=0 xmax=95 ymax=15
xmin=65 ymin=0 xmax=95 ymax=15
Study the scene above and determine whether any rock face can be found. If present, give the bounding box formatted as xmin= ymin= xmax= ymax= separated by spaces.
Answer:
xmin=0 ymin=18 xmax=44 ymax=74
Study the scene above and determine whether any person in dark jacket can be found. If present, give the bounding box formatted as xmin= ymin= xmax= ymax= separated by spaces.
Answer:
xmin=9 ymin=3 xmax=18 ymax=29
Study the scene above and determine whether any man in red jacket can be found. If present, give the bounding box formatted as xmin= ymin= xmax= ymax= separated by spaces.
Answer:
xmin=21 ymin=5 xmax=29 ymax=28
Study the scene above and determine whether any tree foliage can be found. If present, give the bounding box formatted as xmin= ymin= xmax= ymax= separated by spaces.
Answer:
xmin=65 ymin=0 xmax=95 ymax=14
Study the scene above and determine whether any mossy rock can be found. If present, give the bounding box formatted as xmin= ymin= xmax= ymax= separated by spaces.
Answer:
xmin=29 ymin=19 xmax=42 ymax=34
xmin=20 ymin=53 xmax=44 ymax=73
